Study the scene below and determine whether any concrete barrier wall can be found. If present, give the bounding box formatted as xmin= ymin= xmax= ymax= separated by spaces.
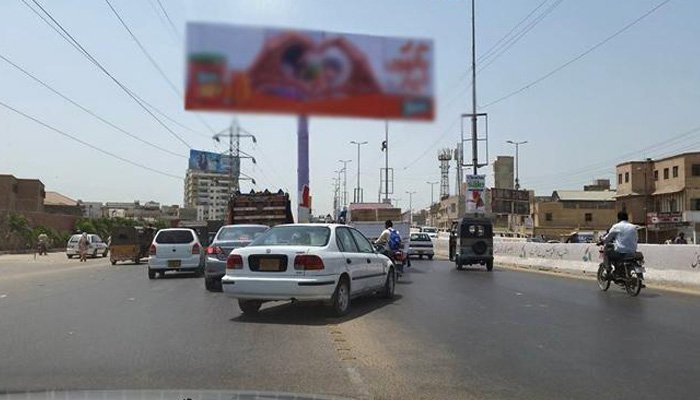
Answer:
xmin=433 ymin=237 xmax=700 ymax=288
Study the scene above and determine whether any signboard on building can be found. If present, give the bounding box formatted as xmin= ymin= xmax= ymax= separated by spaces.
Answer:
xmin=646 ymin=212 xmax=683 ymax=225
xmin=490 ymin=188 xmax=531 ymax=215
xmin=466 ymin=174 xmax=486 ymax=213
xmin=185 ymin=22 xmax=434 ymax=120
xmin=188 ymin=149 xmax=238 ymax=175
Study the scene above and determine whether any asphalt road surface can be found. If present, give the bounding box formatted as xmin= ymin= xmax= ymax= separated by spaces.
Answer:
xmin=1 ymin=252 xmax=700 ymax=399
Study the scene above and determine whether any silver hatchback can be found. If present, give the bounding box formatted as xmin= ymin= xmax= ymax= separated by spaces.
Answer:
xmin=204 ymin=224 xmax=268 ymax=291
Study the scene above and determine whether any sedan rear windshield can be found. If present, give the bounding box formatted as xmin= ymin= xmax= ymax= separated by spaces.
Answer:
xmin=250 ymin=226 xmax=330 ymax=247
xmin=155 ymin=230 xmax=194 ymax=244
xmin=216 ymin=226 xmax=268 ymax=242
xmin=410 ymin=233 xmax=431 ymax=241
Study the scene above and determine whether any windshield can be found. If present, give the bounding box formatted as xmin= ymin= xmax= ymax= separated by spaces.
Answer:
xmin=155 ymin=230 xmax=194 ymax=244
xmin=250 ymin=226 xmax=330 ymax=247
xmin=216 ymin=226 xmax=268 ymax=242
xmin=4 ymin=1 xmax=698 ymax=398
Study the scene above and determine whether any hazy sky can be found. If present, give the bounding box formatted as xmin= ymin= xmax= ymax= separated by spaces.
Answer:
xmin=1 ymin=0 xmax=698 ymax=215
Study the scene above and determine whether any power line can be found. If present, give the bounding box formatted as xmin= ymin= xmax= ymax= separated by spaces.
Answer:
xmin=0 ymin=52 xmax=186 ymax=159
xmin=481 ymin=0 xmax=672 ymax=109
xmin=477 ymin=0 xmax=565 ymax=72
xmin=0 ymin=99 xmax=182 ymax=180
xmin=23 ymin=0 xmax=194 ymax=148
xmin=103 ymin=0 xmax=216 ymax=136
xmin=154 ymin=0 xmax=181 ymax=38
xmin=477 ymin=0 xmax=549 ymax=63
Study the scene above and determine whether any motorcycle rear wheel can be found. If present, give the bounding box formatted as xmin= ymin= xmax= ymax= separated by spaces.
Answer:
xmin=625 ymin=269 xmax=643 ymax=297
xmin=597 ymin=264 xmax=610 ymax=291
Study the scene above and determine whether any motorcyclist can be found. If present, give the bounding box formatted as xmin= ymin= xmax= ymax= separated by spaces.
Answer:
xmin=374 ymin=220 xmax=407 ymax=267
xmin=37 ymin=232 xmax=49 ymax=255
xmin=600 ymin=211 xmax=638 ymax=278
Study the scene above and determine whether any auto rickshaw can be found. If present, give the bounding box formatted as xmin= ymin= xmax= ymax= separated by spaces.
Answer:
xmin=109 ymin=226 xmax=154 ymax=265
xmin=454 ymin=216 xmax=494 ymax=271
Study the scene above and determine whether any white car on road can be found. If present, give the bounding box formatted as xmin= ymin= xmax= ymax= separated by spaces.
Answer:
xmin=222 ymin=224 xmax=396 ymax=316
xmin=66 ymin=234 xmax=108 ymax=258
xmin=147 ymin=228 xmax=205 ymax=279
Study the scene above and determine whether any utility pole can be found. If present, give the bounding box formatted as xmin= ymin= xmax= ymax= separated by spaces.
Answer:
xmin=406 ymin=191 xmax=416 ymax=226
xmin=506 ymin=140 xmax=527 ymax=190
xmin=338 ymin=159 xmax=351 ymax=207
xmin=427 ymin=181 xmax=438 ymax=205
xmin=384 ymin=121 xmax=390 ymax=203
xmin=350 ymin=141 xmax=368 ymax=203
xmin=470 ymin=0 xmax=478 ymax=175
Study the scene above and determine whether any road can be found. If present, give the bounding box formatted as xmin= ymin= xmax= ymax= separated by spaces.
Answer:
xmin=1 ymin=253 xmax=700 ymax=399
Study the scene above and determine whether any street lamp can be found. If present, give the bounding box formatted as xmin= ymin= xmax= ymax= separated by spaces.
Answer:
xmin=426 ymin=181 xmax=438 ymax=205
xmin=406 ymin=190 xmax=416 ymax=226
xmin=338 ymin=160 xmax=351 ymax=207
xmin=506 ymin=140 xmax=528 ymax=190
xmin=350 ymin=141 xmax=368 ymax=203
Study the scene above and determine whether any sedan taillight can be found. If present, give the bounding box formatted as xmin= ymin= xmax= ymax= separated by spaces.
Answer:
xmin=294 ymin=255 xmax=325 ymax=270
xmin=149 ymin=244 xmax=156 ymax=256
xmin=227 ymin=254 xmax=243 ymax=269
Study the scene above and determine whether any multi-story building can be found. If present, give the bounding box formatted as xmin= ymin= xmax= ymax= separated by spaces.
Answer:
xmin=184 ymin=170 xmax=235 ymax=221
xmin=533 ymin=189 xmax=617 ymax=241
xmin=493 ymin=156 xmax=514 ymax=190
xmin=616 ymin=152 xmax=700 ymax=243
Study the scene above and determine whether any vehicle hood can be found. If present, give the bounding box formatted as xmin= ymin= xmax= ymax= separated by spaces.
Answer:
xmin=0 ymin=390 xmax=354 ymax=400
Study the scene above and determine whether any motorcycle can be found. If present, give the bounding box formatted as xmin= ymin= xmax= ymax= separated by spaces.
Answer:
xmin=37 ymin=242 xmax=48 ymax=256
xmin=596 ymin=242 xmax=645 ymax=296
xmin=375 ymin=244 xmax=407 ymax=278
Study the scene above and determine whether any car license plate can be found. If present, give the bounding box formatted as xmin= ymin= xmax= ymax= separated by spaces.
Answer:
xmin=259 ymin=258 xmax=281 ymax=271
xmin=168 ymin=259 xmax=181 ymax=268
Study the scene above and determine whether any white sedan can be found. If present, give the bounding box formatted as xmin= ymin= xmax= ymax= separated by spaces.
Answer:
xmin=222 ymin=224 xmax=396 ymax=316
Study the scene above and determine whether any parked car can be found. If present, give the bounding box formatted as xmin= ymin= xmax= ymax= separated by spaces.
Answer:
xmin=147 ymin=228 xmax=204 ymax=279
xmin=222 ymin=224 xmax=395 ymax=316
xmin=420 ymin=226 xmax=438 ymax=239
xmin=408 ymin=233 xmax=434 ymax=259
xmin=205 ymin=224 xmax=269 ymax=292
xmin=66 ymin=234 xmax=108 ymax=259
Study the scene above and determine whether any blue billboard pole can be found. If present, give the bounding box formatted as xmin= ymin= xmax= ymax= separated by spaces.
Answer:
xmin=297 ymin=115 xmax=310 ymax=222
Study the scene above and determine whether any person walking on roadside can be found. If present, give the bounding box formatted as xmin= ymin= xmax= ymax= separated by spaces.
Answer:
xmin=78 ymin=232 xmax=89 ymax=262
xmin=674 ymin=232 xmax=688 ymax=244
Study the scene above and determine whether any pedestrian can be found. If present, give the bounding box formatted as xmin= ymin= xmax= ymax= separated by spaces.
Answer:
xmin=78 ymin=232 xmax=89 ymax=262
xmin=674 ymin=232 xmax=688 ymax=245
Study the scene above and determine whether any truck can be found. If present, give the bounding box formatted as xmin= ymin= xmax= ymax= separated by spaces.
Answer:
xmin=346 ymin=203 xmax=410 ymax=260
xmin=225 ymin=189 xmax=294 ymax=227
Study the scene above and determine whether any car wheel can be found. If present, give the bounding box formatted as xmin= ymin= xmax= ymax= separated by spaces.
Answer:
xmin=110 ymin=260 xmax=117 ymax=265
xmin=428 ymin=255 xmax=434 ymax=260
xmin=419 ymin=254 xmax=423 ymax=259
xmin=456 ymin=257 xmax=463 ymax=270
xmin=67 ymin=254 xmax=73 ymax=259
xmin=331 ymin=277 xmax=351 ymax=316
xmin=102 ymin=251 xmax=107 ymax=258
xmin=238 ymin=299 xmax=262 ymax=315
xmin=92 ymin=250 xmax=98 ymax=258
xmin=380 ymin=268 xmax=395 ymax=299
xmin=158 ymin=271 xmax=166 ymax=278
xmin=133 ymin=258 xmax=141 ymax=265
xmin=148 ymin=269 xmax=156 ymax=279
xmin=486 ymin=260 xmax=494 ymax=271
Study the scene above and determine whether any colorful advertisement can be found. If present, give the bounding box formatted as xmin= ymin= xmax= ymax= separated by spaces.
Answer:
xmin=185 ymin=23 xmax=434 ymax=120
xmin=466 ymin=175 xmax=486 ymax=213
xmin=188 ymin=149 xmax=238 ymax=175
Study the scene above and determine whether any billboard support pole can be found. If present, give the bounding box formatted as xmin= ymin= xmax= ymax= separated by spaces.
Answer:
xmin=297 ymin=115 xmax=310 ymax=223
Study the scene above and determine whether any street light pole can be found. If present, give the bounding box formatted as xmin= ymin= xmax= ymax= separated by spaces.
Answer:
xmin=506 ymin=140 xmax=528 ymax=190
xmin=350 ymin=141 xmax=368 ymax=203
xmin=338 ymin=160 xmax=351 ymax=207
xmin=406 ymin=191 xmax=416 ymax=226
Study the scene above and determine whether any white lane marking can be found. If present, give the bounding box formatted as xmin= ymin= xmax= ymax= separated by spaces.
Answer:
xmin=345 ymin=365 xmax=371 ymax=400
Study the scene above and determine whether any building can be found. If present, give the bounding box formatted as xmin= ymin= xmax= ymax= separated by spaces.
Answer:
xmin=0 ymin=174 xmax=45 ymax=212
xmin=184 ymin=170 xmax=235 ymax=221
xmin=493 ymin=156 xmax=514 ymax=190
xmin=78 ymin=201 xmax=104 ymax=218
xmin=433 ymin=195 xmax=463 ymax=230
xmin=616 ymin=152 xmax=700 ymax=243
xmin=533 ymin=189 xmax=617 ymax=240
xmin=44 ymin=191 xmax=81 ymax=216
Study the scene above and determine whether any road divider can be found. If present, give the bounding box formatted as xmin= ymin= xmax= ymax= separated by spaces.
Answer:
xmin=434 ymin=237 xmax=700 ymax=289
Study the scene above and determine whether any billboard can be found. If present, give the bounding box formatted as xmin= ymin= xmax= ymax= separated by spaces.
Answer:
xmin=185 ymin=23 xmax=434 ymax=120
xmin=466 ymin=175 xmax=486 ymax=213
xmin=188 ymin=149 xmax=239 ymax=175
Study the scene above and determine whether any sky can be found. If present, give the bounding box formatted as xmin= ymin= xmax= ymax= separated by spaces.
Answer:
xmin=1 ymin=0 xmax=699 ymax=216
